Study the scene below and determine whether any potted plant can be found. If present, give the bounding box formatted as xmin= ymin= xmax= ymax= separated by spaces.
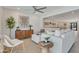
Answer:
xmin=16 ymin=26 xmax=20 ymax=30
xmin=29 ymin=25 xmax=32 ymax=30
xmin=6 ymin=16 xmax=15 ymax=38
xmin=45 ymin=37 xmax=50 ymax=43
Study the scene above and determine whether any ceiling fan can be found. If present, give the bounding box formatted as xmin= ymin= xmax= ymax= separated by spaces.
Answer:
xmin=32 ymin=6 xmax=47 ymax=13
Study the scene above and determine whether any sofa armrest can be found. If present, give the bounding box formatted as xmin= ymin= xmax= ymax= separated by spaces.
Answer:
xmin=32 ymin=34 xmax=41 ymax=43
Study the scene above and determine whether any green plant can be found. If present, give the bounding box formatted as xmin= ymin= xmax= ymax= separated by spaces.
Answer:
xmin=16 ymin=26 xmax=20 ymax=30
xmin=29 ymin=25 xmax=32 ymax=30
xmin=6 ymin=16 xmax=15 ymax=38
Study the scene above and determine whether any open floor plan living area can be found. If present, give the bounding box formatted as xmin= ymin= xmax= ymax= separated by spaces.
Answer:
xmin=0 ymin=6 xmax=79 ymax=53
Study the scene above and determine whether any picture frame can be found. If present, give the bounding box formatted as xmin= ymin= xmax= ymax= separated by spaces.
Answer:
xmin=70 ymin=22 xmax=77 ymax=31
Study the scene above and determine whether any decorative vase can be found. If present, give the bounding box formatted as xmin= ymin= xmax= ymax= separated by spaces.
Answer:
xmin=45 ymin=37 xmax=50 ymax=43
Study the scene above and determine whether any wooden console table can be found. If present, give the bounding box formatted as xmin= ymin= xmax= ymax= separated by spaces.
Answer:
xmin=15 ymin=30 xmax=33 ymax=40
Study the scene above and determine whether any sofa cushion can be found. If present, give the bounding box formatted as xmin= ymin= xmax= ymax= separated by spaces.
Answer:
xmin=54 ymin=30 xmax=61 ymax=37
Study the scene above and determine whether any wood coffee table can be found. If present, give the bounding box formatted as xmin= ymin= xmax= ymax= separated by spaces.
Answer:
xmin=38 ymin=41 xmax=53 ymax=53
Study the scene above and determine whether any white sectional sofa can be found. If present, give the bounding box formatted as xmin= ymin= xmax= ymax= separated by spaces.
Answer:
xmin=32 ymin=30 xmax=76 ymax=53
xmin=49 ymin=30 xmax=75 ymax=53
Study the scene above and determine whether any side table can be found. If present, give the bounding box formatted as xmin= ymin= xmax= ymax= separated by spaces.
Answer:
xmin=38 ymin=41 xmax=53 ymax=53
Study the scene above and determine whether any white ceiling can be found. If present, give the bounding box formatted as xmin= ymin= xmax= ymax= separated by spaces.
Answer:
xmin=2 ymin=6 xmax=79 ymax=16
xmin=3 ymin=6 xmax=64 ymax=11
xmin=3 ymin=6 xmax=64 ymax=13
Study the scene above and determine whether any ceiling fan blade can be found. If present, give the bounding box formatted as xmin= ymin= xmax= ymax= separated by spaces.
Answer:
xmin=37 ymin=10 xmax=44 ymax=13
xmin=32 ymin=6 xmax=46 ymax=13
xmin=32 ymin=6 xmax=37 ymax=10
xmin=37 ymin=7 xmax=47 ymax=10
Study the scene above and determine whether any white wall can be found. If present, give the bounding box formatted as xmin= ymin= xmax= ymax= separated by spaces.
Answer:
xmin=1 ymin=8 xmax=20 ymax=39
xmin=1 ymin=7 xmax=41 ymax=39
xmin=1 ymin=7 xmax=79 ymax=39
xmin=40 ymin=9 xmax=79 ymax=31
xmin=0 ymin=7 xmax=3 ymax=34
xmin=29 ymin=14 xmax=42 ymax=33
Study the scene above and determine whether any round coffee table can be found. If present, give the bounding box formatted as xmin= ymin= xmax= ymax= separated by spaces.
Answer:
xmin=38 ymin=41 xmax=53 ymax=53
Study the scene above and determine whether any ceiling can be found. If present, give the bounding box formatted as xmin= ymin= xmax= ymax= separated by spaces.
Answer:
xmin=3 ymin=6 xmax=64 ymax=11
xmin=3 ymin=6 xmax=64 ymax=12
xmin=2 ymin=6 xmax=79 ymax=16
